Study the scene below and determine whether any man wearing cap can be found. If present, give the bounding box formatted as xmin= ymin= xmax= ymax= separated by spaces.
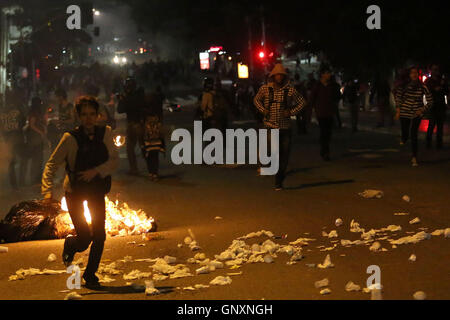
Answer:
xmin=254 ymin=63 xmax=307 ymax=190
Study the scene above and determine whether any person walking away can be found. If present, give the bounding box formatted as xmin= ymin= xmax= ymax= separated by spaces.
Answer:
xmin=200 ymin=77 xmax=216 ymax=131
xmin=22 ymin=97 xmax=48 ymax=185
xmin=213 ymin=79 xmax=230 ymax=135
xmin=0 ymin=98 xmax=26 ymax=189
xmin=41 ymin=96 xmax=119 ymax=289
xmin=309 ymin=67 xmax=342 ymax=161
xmin=117 ymin=78 xmax=146 ymax=175
xmin=425 ymin=64 xmax=448 ymax=150
xmin=141 ymin=112 xmax=165 ymax=181
xmin=394 ymin=66 xmax=433 ymax=166
xmin=254 ymin=63 xmax=306 ymax=190
xmin=371 ymin=75 xmax=393 ymax=127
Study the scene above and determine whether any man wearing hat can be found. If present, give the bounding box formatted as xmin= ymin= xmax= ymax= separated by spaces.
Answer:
xmin=254 ymin=63 xmax=306 ymax=190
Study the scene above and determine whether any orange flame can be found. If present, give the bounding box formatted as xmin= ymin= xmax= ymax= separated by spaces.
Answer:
xmin=59 ymin=197 xmax=154 ymax=237
xmin=114 ymin=135 xmax=125 ymax=147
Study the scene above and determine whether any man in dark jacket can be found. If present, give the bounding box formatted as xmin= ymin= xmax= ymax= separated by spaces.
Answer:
xmin=310 ymin=67 xmax=342 ymax=161
xmin=425 ymin=64 xmax=448 ymax=150
xmin=117 ymin=78 xmax=146 ymax=175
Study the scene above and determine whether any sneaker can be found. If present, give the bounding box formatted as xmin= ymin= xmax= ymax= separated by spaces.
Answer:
xmin=274 ymin=185 xmax=283 ymax=191
xmin=411 ymin=157 xmax=418 ymax=167
xmin=62 ymin=235 xmax=75 ymax=267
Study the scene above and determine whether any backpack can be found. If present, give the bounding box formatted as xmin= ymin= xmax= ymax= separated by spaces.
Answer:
xmin=66 ymin=126 xmax=111 ymax=196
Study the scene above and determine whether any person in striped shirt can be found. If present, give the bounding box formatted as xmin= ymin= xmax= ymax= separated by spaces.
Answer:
xmin=253 ymin=63 xmax=306 ymax=190
xmin=394 ymin=66 xmax=433 ymax=166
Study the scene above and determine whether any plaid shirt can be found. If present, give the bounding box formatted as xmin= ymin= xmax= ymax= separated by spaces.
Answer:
xmin=254 ymin=82 xmax=306 ymax=129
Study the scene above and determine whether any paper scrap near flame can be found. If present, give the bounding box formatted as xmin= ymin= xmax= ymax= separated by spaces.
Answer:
xmin=114 ymin=135 xmax=126 ymax=147
xmin=60 ymin=196 xmax=154 ymax=237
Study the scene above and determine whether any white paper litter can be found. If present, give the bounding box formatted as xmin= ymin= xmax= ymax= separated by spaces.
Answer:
xmin=169 ymin=268 xmax=193 ymax=279
xmin=394 ymin=212 xmax=409 ymax=216
xmin=227 ymin=272 xmax=243 ymax=276
xmin=152 ymin=274 xmax=168 ymax=281
xmin=341 ymin=239 xmax=364 ymax=246
xmin=183 ymin=286 xmax=196 ymax=291
xmin=314 ymin=278 xmax=329 ymax=288
xmin=289 ymin=237 xmax=316 ymax=246
xmin=47 ymin=253 xmax=57 ymax=262
xmin=195 ymin=265 xmax=213 ymax=275
xmin=194 ymin=253 xmax=206 ymax=260
xmin=413 ymin=291 xmax=426 ymax=300
xmin=324 ymin=230 xmax=338 ymax=238
xmin=210 ymin=276 xmax=232 ymax=286
xmin=369 ymin=242 xmax=382 ymax=252
xmin=408 ymin=254 xmax=416 ymax=262
xmin=409 ymin=217 xmax=420 ymax=224
xmin=194 ymin=284 xmax=209 ymax=289
xmin=64 ymin=292 xmax=82 ymax=300
xmin=445 ymin=228 xmax=450 ymax=238
xmin=335 ymin=218 xmax=343 ymax=227
xmin=358 ymin=189 xmax=384 ymax=199
xmin=189 ymin=241 xmax=201 ymax=251
xmin=318 ymin=254 xmax=334 ymax=269
xmin=350 ymin=219 xmax=365 ymax=233
xmin=163 ymin=256 xmax=177 ymax=264
xmin=177 ymin=243 xmax=183 ymax=248
xmin=98 ymin=274 xmax=116 ymax=283
xmin=320 ymin=288 xmax=331 ymax=295
xmin=184 ymin=236 xmax=193 ymax=245
xmin=238 ymin=230 xmax=274 ymax=240
xmin=345 ymin=281 xmax=361 ymax=292
xmin=209 ymin=260 xmax=224 ymax=269
xmin=214 ymin=216 xmax=223 ymax=220
xmin=389 ymin=231 xmax=431 ymax=245
xmin=0 ymin=246 xmax=8 ymax=253
xmin=402 ymin=195 xmax=411 ymax=202
xmin=123 ymin=269 xmax=152 ymax=280
xmin=145 ymin=280 xmax=160 ymax=295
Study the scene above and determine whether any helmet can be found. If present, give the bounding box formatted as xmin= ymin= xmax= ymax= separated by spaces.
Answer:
xmin=203 ymin=77 xmax=214 ymax=90
xmin=124 ymin=77 xmax=137 ymax=92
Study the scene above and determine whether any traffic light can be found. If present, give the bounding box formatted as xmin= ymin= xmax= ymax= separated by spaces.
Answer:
xmin=258 ymin=50 xmax=265 ymax=59
xmin=35 ymin=68 xmax=40 ymax=80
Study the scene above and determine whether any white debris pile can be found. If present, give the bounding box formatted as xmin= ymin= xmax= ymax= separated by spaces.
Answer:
xmin=98 ymin=274 xmax=116 ymax=283
xmin=237 ymin=230 xmax=274 ymax=240
xmin=358 ymin=189 xmax=384 ymax=199
xmin=413 ymin=291 xmax=426 ymax=300
xmin=183 ymin=229 xmax=201 ymax=251
xmin=47 ymin=253 xmax=57 ymax=262
xmin=320 ymin=288 xmax=331 ymax=295
xmin=314 ymin=278 xmax=329 ymax=289
xmin=369 ymin=242 xmax=382 ymax=252
xmin=97 ymin=262 xmax=121 ymax=275
xmin=64 ymin=292 xmax=83 ymax=300
xmin=350 ymin=219 xmax=365 ymax=233
xmin=0 ymin=246 xmax=8 ymax=253
xmin=210 ymin=276 xmax=232 ymax=286
xmin=195 ymin=265 xmax=215 ymax=275
xmin=408 ymin=254 xmax=416 ymax=262
xmin=9 ymin=268 xmax=67 ymax=280
xmin=163 ymin=256 xmax=177 ymax=264
xmin=145 ymin=280 xmax=160 ymax=295
xmin=317 ymin=254 xmax=334 ymax=269
xmin=322 ymin=230 xmax=338 ymax=238
xmin=345 ymin=281 xmax=361 ymax=292
xmin=289 ymin=237 xmax=316 ymax=246
xmin=123 ymin=269 xmax=152 ymax=280
xmin=409 ymin=217 xmax=421 ymax=225
xmin=170 ymin=267 xmax=193 ymax=279
xmin=389 ymin=231 xmax=431 ymax=245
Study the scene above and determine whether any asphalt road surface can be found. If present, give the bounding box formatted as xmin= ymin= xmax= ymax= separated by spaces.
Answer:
xmin=0 ymin=105 xmax=449 ymax=300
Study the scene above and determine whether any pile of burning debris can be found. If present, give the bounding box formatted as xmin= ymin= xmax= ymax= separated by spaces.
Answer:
xmin=0 ymin=197 xmax=156 ymax=243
